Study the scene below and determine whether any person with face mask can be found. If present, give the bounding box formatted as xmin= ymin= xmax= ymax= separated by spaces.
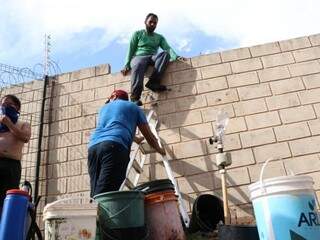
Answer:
xmin=0 ymin=95 xmax=31 ymax=215
xmin=87 ymin=89 xmax=165 ymax=197
xmin=121 ymin=13 xmax=185 ymax=106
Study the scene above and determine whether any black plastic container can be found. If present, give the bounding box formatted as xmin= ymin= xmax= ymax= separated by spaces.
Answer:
xmin=188 ymin=194 xmax=224 ymax=233
xmin=133 ymin=179 xmax=175 ymax=194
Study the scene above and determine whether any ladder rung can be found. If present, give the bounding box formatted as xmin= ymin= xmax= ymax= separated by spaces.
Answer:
xmin=132 ymin=159 xmax=143 ymax=173
xmin=124 ymin=178 xmax=134 ymax=189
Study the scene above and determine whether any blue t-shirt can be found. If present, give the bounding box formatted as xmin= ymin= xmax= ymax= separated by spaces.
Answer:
xmin=88 ymin=100 xmax=147 ymax=150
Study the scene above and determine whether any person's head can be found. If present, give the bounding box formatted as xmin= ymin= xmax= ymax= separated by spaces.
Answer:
xmin=145 ymin=13 xmax=158 ymax=33
xmin=107 ymin=90 xmax=129 ymax=103
xmin=1 ymin=94 xmax=21 ymax=112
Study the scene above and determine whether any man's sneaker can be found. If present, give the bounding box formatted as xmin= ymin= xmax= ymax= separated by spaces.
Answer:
xmin=145 ymin=82 xmax=167 ymax=92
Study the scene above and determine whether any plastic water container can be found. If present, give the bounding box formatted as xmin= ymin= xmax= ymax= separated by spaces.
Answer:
xmin=0 ymin=189 xmax=30 ymax=240
xmin=43 ymin=197 xmax=97 ymax=240
xmin=249 ymin=158 xmax=320 ymax=240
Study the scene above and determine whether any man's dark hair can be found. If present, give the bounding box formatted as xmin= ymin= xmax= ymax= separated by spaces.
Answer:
xmin=145 ymin=13 xmax=158 ymax=22
xmin=1 ymin=94 xmax=21 ymax=111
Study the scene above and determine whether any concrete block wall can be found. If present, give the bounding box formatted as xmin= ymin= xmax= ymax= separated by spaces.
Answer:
xmin=18 ymin=34 xmax=320 ymax=224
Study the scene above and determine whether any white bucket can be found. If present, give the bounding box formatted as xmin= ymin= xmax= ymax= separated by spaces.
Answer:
xmin=248 ymin=158 xmax=320 ymax=240
xmin=43 ymin=197 xmax=97 ymax=240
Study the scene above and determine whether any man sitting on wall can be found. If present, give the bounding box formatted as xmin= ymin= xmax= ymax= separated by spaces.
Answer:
xmin=0 ymin=95 xmax=31 ymax=215
xmin=121 ymin=13 xmax=185 ymax=106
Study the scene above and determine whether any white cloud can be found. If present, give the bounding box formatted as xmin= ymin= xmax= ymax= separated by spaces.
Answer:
xmin=0 ymin=0 xmax=320 ymax=67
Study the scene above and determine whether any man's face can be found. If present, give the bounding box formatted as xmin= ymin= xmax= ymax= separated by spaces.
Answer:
xmin=145 ymin=16 xmax=158 ymax=33
xmin=1 ymin=97 xmax=19 ymax=112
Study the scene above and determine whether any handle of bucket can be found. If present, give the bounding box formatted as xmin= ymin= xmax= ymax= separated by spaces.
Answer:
xmin=44 ymin=197 xmax=95 ymax=211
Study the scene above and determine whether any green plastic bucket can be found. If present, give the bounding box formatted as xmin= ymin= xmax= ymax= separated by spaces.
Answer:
xmin=94 ymin=190 xmax=146 ymax=240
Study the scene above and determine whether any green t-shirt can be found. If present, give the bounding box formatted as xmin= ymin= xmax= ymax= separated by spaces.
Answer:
xmin=124 ymin=29 xmax=178 ymax=69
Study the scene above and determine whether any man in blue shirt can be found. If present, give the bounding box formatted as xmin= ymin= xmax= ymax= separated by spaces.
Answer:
xmin=121 ymin=13 xmax=185 ymax=106
xmin=87 ymin=89 xmax=165 ymax=197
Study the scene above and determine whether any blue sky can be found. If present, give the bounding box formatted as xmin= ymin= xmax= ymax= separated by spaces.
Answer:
xmin=0 ymin=0 xmax=320 ymax=75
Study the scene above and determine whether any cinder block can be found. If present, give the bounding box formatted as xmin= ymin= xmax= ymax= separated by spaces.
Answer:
xmin=179 ymin=172 xmax=214 ymax=193
xmin=69 ymin=115 xmax=96 ymax=132
xmin=315 ymin=103 xmax=320 ymax=117
xmin=258 ymin=65 xmax=290 ymax=82
xmin=67 ymin=174 xmax=90 ymax=193
xmin=250 ymin=42 xmax=281 ymax=57
xmin=52 ymin=161 xmax=81 ymax=178
xmin=305 ymin=172 xmax=320 ymax=189
xmin=289 ymin=135 xmax=320 ymax=156
xmin=69 ymin=90 xmax=95 ymax=105
xmin=153 ymin=99 xmax=177 ymax=115
xmin=153 ymin=161 xmax=182 ymax=179
xmin=47 ymin=178 xmax=67 ymax=195
xmin=47 ymin=148 xmax=68 ymax=164
xmin=175 ymin=95 xmax=207 ymax=112
xmin=248 ymin=160 xmax=286 ymax=182
xmin=201 ymin=63 xmax=232 ymax=79
xmin=172 ymin=140 xmax=207 ymax=159
xmin=167 ymin=82 xmax=197 ymax=99
xmin=234 ymin=98 xmax=267 ymax=116
xmin=105 ymin=72 xmax=129 ymax=85
xmin=54 ymin=81 xmax=83 ymax=96
xmin=279 ymin=37 xmax=311 ymax=51
xmin=82 ymin=130 xmax=91 ymax=144
xmin=196 ymin=76 xmax=228 ymax=93
xmin=238 ymin=83 xmax=271 ymax=100
xmin=191 ymin=53 xmax=221 ymax=67
xmin=266 ymin=93 xmax=300 ymax=110
xmin=245 ymin=111 xmax=281 ymax=130
xmin=309 ymin=34 xmax=320 ymax=46
xmin=50 ymin=95 xmax=69 ymax=109
xmin=171 ymin=68 xmax=202 ymax=85
xmin=229 ymin=148 xmax=255 ymax=167
xmin=231 ymin=58 xmax=263 ymax=74
xmin=68 ymin=144 xmax=87 ymax=161
xmin=270 ymin=77 xmax=304 ymax=95
xmin=274 ymin=122 xmax=311 ymax=141
xmin=115 ymin=81 xmax=131 ymax=93
xmin=56 ymin=132 xmax=82 ymax=148
xmin=299 ymin=88 xmax=320 ymax=104
xmin=181 ymin=155 xmax=217 ymax=176
xmin=303 ymin=73 xmax=320 ymax=89
xmin=70 ymin=67 xmax=95 ymax=81
xmin=180 ymin=123 xmax=213 ymax=141
xmin=253 ymin=142 xmax=291 ymax=163
xmin=83 ymin=75 xmax=109 ymax=90
xmin=279 ymin=105 xmax=315 ymax=123
xmin=284 ymin=154 xmax=320 ymax=175
xmin=225 ymin=117 xmax=247 ymax=134
xmin=56 ymin=73 xmax=70 ymax=84
xmin=95 ymin=64 xmax=111 ymax=76
xmin=49 ymin=120 xmax=69 ymax=136
xmin=166 ymin=109 xmax=203 ymax=128
xmin=261 ymin=52 xmax=295 ymax=68
xmin=201 ymin=104 xmax=235 ymax=122
xmin=213 ymin=168 xmax=249 ymax=189
xmin=82 ymin=99 xmax=105 ymax=115
xmin=227 ymin=71 xmax=259 ymax=88
xmin=95 ymin=86 xmax=115 ymax=100
xmin=206 ymin=89 xmax=239 ymax=106
xmin=157 ymin=128 xmax=181 ymax=144
xmin=293 ymin=46 xmax=320 ymax=62
xmin=166 ymin=58 xmax=192 ymax=73
xmin=308 ymin=119 xmax=320 ymax=135
xmin=226 ymin=186 xmax=251 ymax=205
xmin=240 ymin=128 xmax=275 ymax=148
xmin=56 ymin=105 xmax=82 ymax=121
xmin=221 ymin=48 xmax=251 ymax=62
xmin=288 ymin=60 xmax=320 ymax=77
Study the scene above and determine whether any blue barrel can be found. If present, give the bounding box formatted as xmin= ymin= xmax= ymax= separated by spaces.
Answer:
xmin=0 ymin=189 xmax=30 ymax=240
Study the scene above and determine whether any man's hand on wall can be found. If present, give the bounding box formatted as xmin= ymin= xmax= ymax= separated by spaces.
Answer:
xmin=121 ymin=67 xmax=130 ymax=76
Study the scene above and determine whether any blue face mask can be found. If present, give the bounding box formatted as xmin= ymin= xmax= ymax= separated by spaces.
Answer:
xmin=0 ymin=105 xmax=20 ymax=133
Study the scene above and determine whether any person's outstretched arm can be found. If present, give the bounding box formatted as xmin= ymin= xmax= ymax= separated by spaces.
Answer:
xmin=121 ymin=31 xmax=139 ymax=75
xmin=138 ymin=123 xmax=166 ymax=155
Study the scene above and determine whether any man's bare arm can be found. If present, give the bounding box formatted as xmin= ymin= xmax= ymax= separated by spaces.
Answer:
xmin=0 ymin=116 xmax=31 ymax=143
xmin=138 ymin=123 xmax=165 ymax=155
